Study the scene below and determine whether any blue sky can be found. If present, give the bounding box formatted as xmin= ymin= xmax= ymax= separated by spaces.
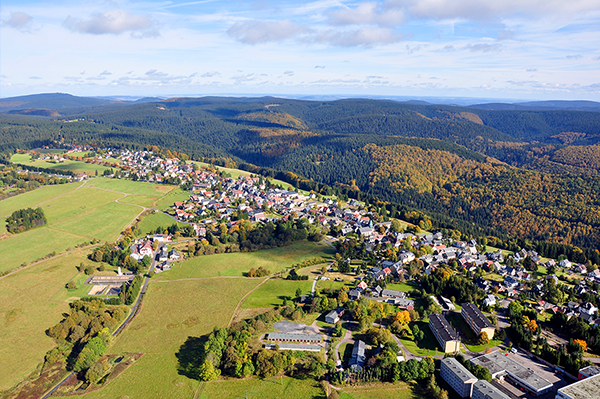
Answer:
xmin=1 ymin=0 xmax=600 ymax=100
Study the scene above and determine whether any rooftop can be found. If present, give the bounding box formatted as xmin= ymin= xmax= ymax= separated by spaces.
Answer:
xmin=470 ymin=351 xmax=552 ymax=392
xmin=473 ymin=380 xmax=510 ymax=399
xmin=429 ymin=313 xmax=460 ymax=342
xmin=441 ymin=357 xmax=477 ymax=382
xmin=267 ymin=332 xmax=321 ymax=342
xmin=558 ymin=374 xmax=600 ymax=399
xmin=462 ymin=303 xmax=494 ymax=329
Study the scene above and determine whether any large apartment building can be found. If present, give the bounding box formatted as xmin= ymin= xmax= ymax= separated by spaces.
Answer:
xmin=429 ymin=313 xmax=461 ymax=353
xmin=461 ymin=303 xmax=495 ymax=340
xmin=440 ymin=357 xmax=478 ymax=398
xmin=556 ymin=373 xmax=600 ymax=399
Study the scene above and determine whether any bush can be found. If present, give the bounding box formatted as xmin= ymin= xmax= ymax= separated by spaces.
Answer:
xmin=65 ymin=281 xmax=77 ymax=290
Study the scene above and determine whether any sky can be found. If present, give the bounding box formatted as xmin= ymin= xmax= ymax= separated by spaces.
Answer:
xmin=1 ymin=0 xmax=600 ymax=101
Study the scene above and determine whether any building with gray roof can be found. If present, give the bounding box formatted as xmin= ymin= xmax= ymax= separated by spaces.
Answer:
xmin=429 ymin=313 xmax=461 ymax=353
xmin=556 ymin=373 xmax=600 ymax=399
xmin=472 ymin=380 xmax=510 ymax=399
xmin=266 ymin=332 xmax=321 ymax=343
xmin=349 ymin=340 xmax=366 ymax=371
xmin=440 ymin=357 xmax=477 ymax=398
xmin=470 ymin=351 xmax=552 ymax=396
xmin=462 ymin=303 xmax=495 ymax=339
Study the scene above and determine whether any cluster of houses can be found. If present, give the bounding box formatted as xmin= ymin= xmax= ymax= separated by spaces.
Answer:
xmin=129 ymin=236 xmax=181 ymax=274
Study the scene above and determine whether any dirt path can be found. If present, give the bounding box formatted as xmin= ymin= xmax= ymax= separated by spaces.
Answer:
xmin=228 ymin=277 xmax=272 ymax=327
xmin=334 ymin=328 xmax=354 ymax=366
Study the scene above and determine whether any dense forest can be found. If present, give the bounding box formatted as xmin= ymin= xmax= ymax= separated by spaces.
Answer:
xmin=2 ymin=94 xmax=600 ymax=248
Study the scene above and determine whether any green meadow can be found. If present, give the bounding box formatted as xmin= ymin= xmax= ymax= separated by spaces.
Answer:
xmin=11 ymin=154 xmax=111 ymax=175
xmin=157 ymin=240 xmax=334 ymax=280
xmin=0 ymin=250 xmax=89 ymax=391
xmin=242 ymin=278 xmax=314 ymax=309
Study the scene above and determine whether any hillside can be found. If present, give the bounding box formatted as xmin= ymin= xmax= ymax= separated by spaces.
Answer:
xmin=2 ymin=95 xmax=600 ymax=248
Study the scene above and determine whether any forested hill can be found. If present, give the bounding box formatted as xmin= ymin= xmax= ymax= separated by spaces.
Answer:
xmin=2 ymin=94 xmax=600 ymax=248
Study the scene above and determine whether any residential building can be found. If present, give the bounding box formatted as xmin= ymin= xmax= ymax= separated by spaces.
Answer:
xmin=325 ymin=307 xmax=345 ymax=324
xmin=349 ymin=340 xmax=366 ymax=371
xmin=461 ymin=303 xmax=495 ymax=340
xmin=429 ymin=313 xmax=461 ymax=353
xmin=472 ymin=380 xmax=510 ymax=399
xmin=440 ymin=357 xmax=477 ymax=398
xmin=556 ymin=373 xmax=600 ymax=399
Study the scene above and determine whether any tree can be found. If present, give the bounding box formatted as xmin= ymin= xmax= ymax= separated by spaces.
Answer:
xmin=478 ymin=331 xmax=489 ymax=345
xmin=295 ymin=287 xmax=302 ymax=298
xmin=65 ymin=281 xmax=77 ymax=290
xmin=574 ymin=339 xmax=588 ymax=353
xmin=394 ymin=310 xmax=411 ymax=325
xmin=199 ymin=360 xmax=220 ymax=381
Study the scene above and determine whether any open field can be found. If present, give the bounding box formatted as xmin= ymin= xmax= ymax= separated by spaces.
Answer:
xmin=242 ymin=278 xmax=313 ymax=309
xmin=86 ymin=177 xmax=176 ymax=196
xmin=11 ymin=154 xmax=111 ymax=175
xmin=157 ymin=240 xmax=335 ymax=280
xmin=137 ymin=211 xmax=186 ymax=236
xmin=0 ymin=250 xmax=90 ymax=391
xmin=52 ymin=277 xmax=262 ymax=399
xmin=153 ymin=187 xmax=190 ymax=210
xmin=199 ymin=376 xmax=325 ymax=399
xmin=0 ymin=178 xmax=173 ymax=273
xmin=340 ymin=382 xmax=424 ymax=399
xmin=386 ymin=282 xmax=419 ymax=294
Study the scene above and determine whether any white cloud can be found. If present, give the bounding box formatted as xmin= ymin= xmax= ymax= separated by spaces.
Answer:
xmin=99 ymin=70 xmax=112 ymax=76
xmin=2 ymin=12 xmax=33 ymax=31
xmin=315 ymin=65 xmax=326 ymax=69
xmin=327 ymin=2 xmax=406 ymax=27
xmin=566 ymin=54 xmax=583 ymax=59
xmin=463 ymin=43 xmax=501 ymax=53
xmin=313 ymin=27 xmax=404 ymax=47
xmin=283 ymin=70 xmax=294 ymax=76
xmin=63 ymin=9 xmax=159 ymax=38
xmin=29 ymin=76 xmax=42 ymax=79
xmin=201 ymin=71 xmax=221 ymax=77
xmin=227 ymin=19 xmax=309 ymax=44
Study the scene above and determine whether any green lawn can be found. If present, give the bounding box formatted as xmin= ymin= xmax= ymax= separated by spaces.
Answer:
xmin=399 ymin=321 xmax=441 ymax=357
xmin=199 ymin=376 xmax=324 ymax=399
xmin=386 ymin=282 xmax=419 ymax=294
xmin=445 ymin=312 xmax=502 ymax=353
xmin=0 ymin=250 xmax=90 ymax=391
xmin=157 ymin=241 xmax=334 ymax=280
xmin=242 ymin=278 xmax=313 ymax=309
xmin=11 ymin=154 xmax=111 ymax=175
xmin=153 ymin=187 xmax=191 ymax=211
xmin=0 ymin=181 xmax=84 ymax=219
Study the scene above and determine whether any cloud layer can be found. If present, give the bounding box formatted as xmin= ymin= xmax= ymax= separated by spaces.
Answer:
xmin=63 ymin=9 xmax=159 ymax=38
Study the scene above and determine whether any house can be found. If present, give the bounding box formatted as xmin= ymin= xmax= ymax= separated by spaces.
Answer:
xmin=504 ymin=276 xmax=519 ymax=288
xmin=325 ymin=307 xmax=345 ymax=324
xmin=348 ymin=289 xmax=361 ymax=301
xmin=579 ymin=302 xmax=598 ymax=317
xmin=169 ymin=249 xmax=181 ymax=260
xmin=483 ymin=295 xmax=497 ymax=307
xmin=559 ymin=259 xmax=572 ymax=269
xmin=348 ymin=340 xmax=366 ymax=371
xmin=158 ymin=246 xmax=168 ymax=262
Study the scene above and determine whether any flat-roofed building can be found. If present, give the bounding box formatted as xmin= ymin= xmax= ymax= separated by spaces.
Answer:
xmin=266 ymin=332 xmax=321 ymax=343
xmin=429 ymin=313 xmax=461 ymax=353
xmin=472 ymin=380 xmax=510 ymax=399
xmin=578 ymin=365 xmax=600 ymax=380
xmin=440 ymin=357 xmax=477 ymax=398
xmin=470 ymin=351 xmax=553 ymax=396
xmin=461 ymin=303 xmax=495 ymax=340
xmin=556 ymin=373 xmax=600 ymax=399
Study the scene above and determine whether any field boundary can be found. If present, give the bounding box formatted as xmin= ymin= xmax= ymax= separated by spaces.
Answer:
xmin=228 ymin=277 xmax=271 ymax=327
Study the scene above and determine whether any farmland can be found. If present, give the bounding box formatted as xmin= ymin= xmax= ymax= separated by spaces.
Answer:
xmin=0 ymin=177 xmax=176 ymax=273
xmin=10 ymin=154 xmax=111 ymax=175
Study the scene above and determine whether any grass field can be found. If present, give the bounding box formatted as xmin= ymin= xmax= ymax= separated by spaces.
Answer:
xmin=11 ymin=154 xmax=111 ymax=175
xmin=242 ymin=278 xmax=313 ymax=309
xmin=386 ymin=282 xmax=419 ymax=294
xmin=199 ymin=376 xmax=325 ymax=399
xmin=340 ymin=382 xmax=423 ymax=399
xmin=0 ymin=178 xmax=175 ymax=273
xmin=0 ymin=250 xmax=90 ymax=391
xmin=399 ymin=321 xmax=441 ymax=357
xmin=445 ymin=312 xmax=503 ymax=353
xmin=157 ymin=241 xmax=335 ymax=280
xmin=52 ymin=277 xmax=262 ymax=399
xmin=137 ymin=211 xmax=187 ymax=236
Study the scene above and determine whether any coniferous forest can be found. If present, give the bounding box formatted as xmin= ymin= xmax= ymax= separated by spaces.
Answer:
xmin=2 ymin=94 xmax=600 ymax=250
